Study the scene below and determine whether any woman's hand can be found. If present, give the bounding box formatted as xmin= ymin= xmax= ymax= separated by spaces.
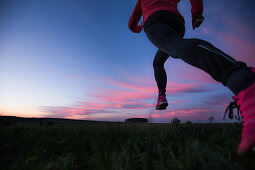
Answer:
xmin=192 ymin=14 xmax=204 ymax=30
xmin=133 ymin=25 xmax=143 ymax=33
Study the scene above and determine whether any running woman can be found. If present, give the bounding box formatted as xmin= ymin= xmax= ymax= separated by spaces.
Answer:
xmin=128 ymin=0 xmax=255 ymax=155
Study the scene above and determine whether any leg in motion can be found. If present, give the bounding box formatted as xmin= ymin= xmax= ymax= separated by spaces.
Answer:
xmin=153 ymin=49 xmax=169 ymax=96
xmin=153 ymin=50 xmax=169 ymax=110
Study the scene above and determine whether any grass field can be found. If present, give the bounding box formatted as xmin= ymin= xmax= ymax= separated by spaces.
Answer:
xmin=0 ymin=122 xmax=254 ymax=170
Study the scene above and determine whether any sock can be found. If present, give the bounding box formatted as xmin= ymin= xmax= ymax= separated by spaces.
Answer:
xmin=226 ymin=67 xmax=255 ymax=96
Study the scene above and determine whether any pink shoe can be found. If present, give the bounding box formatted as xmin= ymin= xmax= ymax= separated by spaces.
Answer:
xmin=229 ymin=67 xmax=255 ymax=156
xmin=156 ymin=95 xmax=168 ymax=110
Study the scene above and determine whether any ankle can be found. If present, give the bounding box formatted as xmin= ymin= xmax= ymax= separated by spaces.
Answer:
xmin=226 ymin=67 xmax=255 ymax=95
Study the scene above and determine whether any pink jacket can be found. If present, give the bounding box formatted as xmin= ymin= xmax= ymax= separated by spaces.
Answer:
xmin=128 ymin=0 xmax=203 ymax=33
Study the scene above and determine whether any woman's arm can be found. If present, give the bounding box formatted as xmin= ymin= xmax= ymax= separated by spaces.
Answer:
xmin=128 ymin=0 xmax=143 ymax=33
xmin=189 ymin=0 xmax=203 ymax=19
xmin=189 ymin=0 xmax=204 ymax=29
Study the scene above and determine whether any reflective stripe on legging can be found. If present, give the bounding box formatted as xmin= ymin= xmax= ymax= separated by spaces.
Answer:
xmin=198 ymin=44 xmax=240 ymax=67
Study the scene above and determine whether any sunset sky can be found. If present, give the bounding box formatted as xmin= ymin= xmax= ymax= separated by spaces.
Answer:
xmin=0 ymin=0 xmax=254 ymax=123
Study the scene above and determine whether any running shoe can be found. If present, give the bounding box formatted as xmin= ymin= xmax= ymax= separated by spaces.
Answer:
xmin=156 ymin=94 xmax=168 ymax=110
xmin=226 ymin=67 xmax=255 ymax=155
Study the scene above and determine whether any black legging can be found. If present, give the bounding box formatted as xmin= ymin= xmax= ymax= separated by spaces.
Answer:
xmin=144 ymin=10 xmax=246 ymax=95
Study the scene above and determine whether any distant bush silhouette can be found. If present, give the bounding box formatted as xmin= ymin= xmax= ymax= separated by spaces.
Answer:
xmin=125 ymin=118 xmax=148 ymax=123
xmin=209 ymin=116 xmax=214 ymax=123
xmin=185 ymin=121 xmax=192 ymax=124
xmin=171 ymin=117 xmax=181 ymax=124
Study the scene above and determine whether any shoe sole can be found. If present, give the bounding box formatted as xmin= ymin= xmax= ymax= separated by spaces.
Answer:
xmin=156 ymin=102 xmax=168 ymax=110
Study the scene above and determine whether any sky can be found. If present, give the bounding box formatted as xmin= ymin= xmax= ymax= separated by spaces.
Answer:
xmin=0 ymin=0 xmax=254 ymax=123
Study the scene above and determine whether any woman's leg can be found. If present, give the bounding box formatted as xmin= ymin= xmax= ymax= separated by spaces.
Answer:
xmin=153 ymin=50 xmax=169 ymax=96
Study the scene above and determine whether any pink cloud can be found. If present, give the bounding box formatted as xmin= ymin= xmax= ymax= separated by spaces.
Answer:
xmin=102 ymin=76 xmax=212 ymax=95
xmin=103 ymin=78 xmax=156 ymax=93
xmin=166 ymin=81 xmax=212 ymax=94
xmin=42 ymin=72 xmax=219 ymax=121
xmin=165 ymin=58 xmax=219 ymax=84
xmin=91 ymin=87 xmax=154 ymax=101
xmin=199 ymin=12 xmax=255 ymax=66
xmin=149 ymin=108 xmax=212 ymax=119
xmin=217 ymin=32 xmax=255 ymax=65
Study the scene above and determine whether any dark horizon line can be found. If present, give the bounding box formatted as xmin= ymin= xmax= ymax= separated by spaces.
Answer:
xmin=0 ymin=115 xmax=240 ymax=124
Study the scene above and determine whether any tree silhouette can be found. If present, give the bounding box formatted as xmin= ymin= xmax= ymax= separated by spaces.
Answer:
xmin=209 ymin=116 xmax=214 ymax=123
xmin=185 ymin=121 xmax=192 ymax=124
xmin=171 ymin=117 xmax=181 ymax=124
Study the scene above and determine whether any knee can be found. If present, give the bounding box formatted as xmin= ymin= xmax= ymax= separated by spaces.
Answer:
xmin=153 ymin=58 xmax=163 ymax=67
xmin=153 ymin=60 xmax=158 ymax=67
xmin=153 ymin=50 xmax=168 ymax=67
